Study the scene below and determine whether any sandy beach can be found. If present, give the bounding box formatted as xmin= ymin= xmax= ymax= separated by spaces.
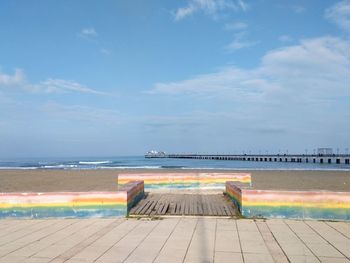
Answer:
xmin=0 ymin=169 xmax=349 ymax=192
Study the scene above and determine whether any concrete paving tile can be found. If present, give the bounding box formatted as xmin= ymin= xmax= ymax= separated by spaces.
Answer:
xmin=237 ymin=220 xmax=259 ymax=232
xmin=124 ymin=218 xmax=179 ymax=263
xmin=0 ymin=220 xmax=42 ymax=238
xmin=71 ymin=220 xmax=137 ymax=261
xmin=95 ymin=220 xmax=160 ymax=263
xmin=288 ymin=255 xmax=320 ymax=263
xmin=240 ymin=241 xmax=269 ymax=254
xmin=215 ymin=231 xmax=241 ymax=252
xmin=21 ymin=257 xmax=52 ymax=263
xmin=154 ymin=248 xmax=189 ymax=263
xmin=267 ymin=219 xmax=287 ymax=225
xmin=319 ymin=257 xmax=350 ymax=263
xmin=327 ymin=222 xmax=350 ymax=240
xmin=297 ymin=234 xmax=329 ymax=244
xmin=306 ymin=221 xmax=350 ymax=258
xmin=0 ymin=220 xmax=60 ymax=246
xmin=7 ymin=220 xmax=78 ymax=257
xmin=256 ymin=222 xmax=289 ymax=263
xmin=33 ymin=245 xmax=74 ymax=259
xmin=278 ymin=243 xmax=314 ymax=256
xmin=154 ymin=219 xmax=197 ymax=263
xmin=216 ymin=219 xmax=237 ymax=231
xmin=69 ymin=245 xmax=110 ymax=262
xmin=0 ymin=254 xmax=28 ymax=263
xmin=214 ymin=252 xmax=243 ymax=263
xmin=239 ymin=231 xmax=264 ymax=242
xmin=286 ymin=221 xmax=316 ymax=235
xmin=64 ymin=260 xmax=90 ymax=263
xmin=0 ymin=247 xmax=18 ymax=257
xmin=243 ymin=253 xmax=274 ymax=263
xmin=184 ymin=219 xmax=216 ymax=263
xmin=306 ymin=243 xmax=344 ymax=258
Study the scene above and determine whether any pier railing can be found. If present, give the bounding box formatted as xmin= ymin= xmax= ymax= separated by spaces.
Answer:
xmin=145 ymin=153 xmax=350 ymax=165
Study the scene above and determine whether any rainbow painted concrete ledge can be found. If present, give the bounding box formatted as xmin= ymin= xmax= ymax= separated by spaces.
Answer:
xmin=118 ymin=173 xmax=251 ymax=190
xmin=226 ymin=181 xmax=350 ymax=220
xmin=0 ymin=181 xmax=144 ymax=219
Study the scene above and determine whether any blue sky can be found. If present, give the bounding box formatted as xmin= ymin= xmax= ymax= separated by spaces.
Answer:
xmin=1 ymin=0 xmax=350 ymax=157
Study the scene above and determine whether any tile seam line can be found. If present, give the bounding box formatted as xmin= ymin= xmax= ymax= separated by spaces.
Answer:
xmin=235 ymin=220 xmax=245 ymax=263
xmin=212 ymin=218 xmax=217 ymax=263
xmin=0 ymin=219 xmax=72 ymax=258
xmin=93 ymin=219 xmax=144 ymax=262
xmin=325 ymin=221 xmax=350 ymax=241
xmin=0 ymin=219 xmax=44 ymax=240
xmin=305 ymin=221 xmax=350 ymax=260
xmin=283 ymin=220 xmax=321 ymax=262
xmin=121 ymin=219 xmax=162 ymax=263
xmin=262 ymin=221 xmax=291 ymax=263
xmin=182 ymin=218 xmax=199 ymax=263
xmin=32 ymin=218 xmax=100 ymax=260
xmin=152 ymin=217 xmax=182 ymax=263
xmin=23 ymin=219 xmax=83 ymax=259
xmin=44 ymin=218 xmax=99 ymax=247
xmin=56 ymin=219 xmax=125 ymax=263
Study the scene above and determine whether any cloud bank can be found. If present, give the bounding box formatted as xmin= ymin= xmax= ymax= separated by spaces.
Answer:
xmin=174 ymin=0 xmax=248 ymax=20
xmin=0 ymin=69 xmax=106 ymax=95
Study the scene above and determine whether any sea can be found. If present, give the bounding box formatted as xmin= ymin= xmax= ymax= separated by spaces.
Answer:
xmin=0 ymin=156 xmax=349 ymax=171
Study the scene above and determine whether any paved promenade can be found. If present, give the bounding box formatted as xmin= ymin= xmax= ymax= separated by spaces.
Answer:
xmin=0 ymin=218 xmax=349 ymax=263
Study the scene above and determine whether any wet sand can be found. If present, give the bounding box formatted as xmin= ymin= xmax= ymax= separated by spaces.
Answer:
xmin=0 ymin=169 xmax=350 ymax=192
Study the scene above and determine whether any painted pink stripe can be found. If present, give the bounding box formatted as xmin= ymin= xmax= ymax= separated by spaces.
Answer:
xmin=243 ymin=190 xmax=350 ymax=203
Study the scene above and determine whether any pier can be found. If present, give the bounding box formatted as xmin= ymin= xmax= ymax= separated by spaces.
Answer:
xmin=145 ymin=153 xmax=350 ymax=164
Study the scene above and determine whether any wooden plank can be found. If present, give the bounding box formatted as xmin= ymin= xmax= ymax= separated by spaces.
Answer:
xmin=130 ymin=198 xmax=148 ymax=214
xmin=145 ymin=200 xmax=157 ymax=215
xmin=197 ymin=198 xmax=203 ymax=215
xmin=133 ymin=200 xmax=148 ymax=215
xmin=139 ymin=200 xmax=153 ymax=215
xmin=209 ymin=196 xmax=218 ymax=216
xmin=193 ymin=196 xmax=198 ymax=215
xmin=161 ymin=203 xmax=169 ymax=215
xmin=202 ymin=195 xmax=209 ymax=215
xmin=130 ymin=193 xmax=238 ymax=217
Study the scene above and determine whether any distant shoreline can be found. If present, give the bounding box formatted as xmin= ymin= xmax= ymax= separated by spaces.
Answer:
xmin=0 ymin=169 xmax=350 ymax=193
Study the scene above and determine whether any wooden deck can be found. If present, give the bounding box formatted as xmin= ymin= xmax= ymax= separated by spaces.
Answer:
xmin=129 ymin=193 xmax=237 ymax=217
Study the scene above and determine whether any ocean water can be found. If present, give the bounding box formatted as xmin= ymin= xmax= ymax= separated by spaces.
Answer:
xmin=0 ymin=156 xmax=349 ymax=171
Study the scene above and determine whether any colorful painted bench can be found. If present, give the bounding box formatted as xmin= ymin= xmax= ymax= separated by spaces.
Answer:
xmin=118 ymin=173 xmax=251 ymax=191
xmin=226 ymin=181 xmax=350 ymax=220
xmin=0 ymin=181 xmax=144 ymax=219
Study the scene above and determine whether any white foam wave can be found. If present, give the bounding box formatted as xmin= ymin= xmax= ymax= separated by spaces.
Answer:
xmin=0 ymin=167 xmax=38 ymax=170
xmin=42 ymin=164 xmax=79 ymax=169
xmin=97 ymin=166 xmax=162 ymax=169
xmin=79 ymin=161 xmax=112 ymax=165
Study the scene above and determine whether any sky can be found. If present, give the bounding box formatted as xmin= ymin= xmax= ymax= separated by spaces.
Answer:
xmin=1 ymin=0 xmax=350 ymax=157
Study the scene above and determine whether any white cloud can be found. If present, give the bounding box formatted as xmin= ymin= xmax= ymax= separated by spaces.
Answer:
xmin=148 ymin=37 xmax=350 ymax=147
xmin=174 ymin=0 xmax=248 ymax=21
xmin=36 ymin=79 xmax=107 ymax=95
xmin=0 ymin=69 xmax=25 ymax=86
xmin=224 ymin=21 xmax=247 ymax=31
xmin=78 ymin=27 xmax=98 ymax=38
xmin=225 ymin=31 xmax=258 ymax=51
xmin=325 ymin=0 xmax=350 ymax=31
xmin=151 ymin=37 xmax=350 ymax=103
xmin=0 ymin=69 xmax=106 ymax=95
